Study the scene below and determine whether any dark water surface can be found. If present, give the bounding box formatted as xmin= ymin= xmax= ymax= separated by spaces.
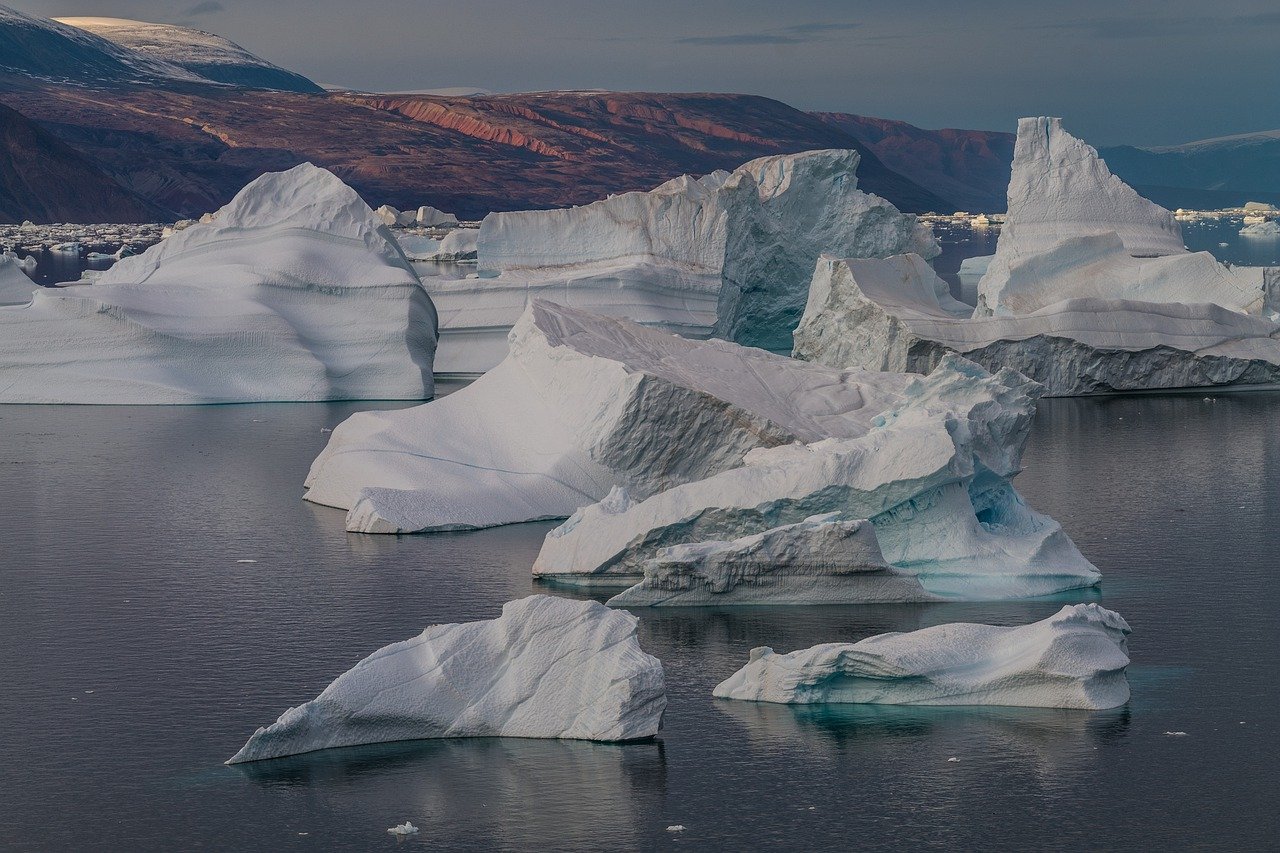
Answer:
xmin=2 ymin=393 xmax=1278 ymax=851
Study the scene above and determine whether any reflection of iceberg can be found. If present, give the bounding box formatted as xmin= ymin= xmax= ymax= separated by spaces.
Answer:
xmin=233 ymin=737 xmax=667 ymax=850
xmin=716 ymin=693 xmax=1130 ymax=777
xmin=228 ymin=596 xmax=665 ymax=763
xmin=793 ymin=118 xmax=1280 ymax=396
xmin=713 ymin=604 xmax=1131 ymax=709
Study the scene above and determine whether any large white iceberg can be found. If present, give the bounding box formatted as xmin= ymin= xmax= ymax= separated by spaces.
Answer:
xmin=0 ymin=254 xmax=38 ymax=305
xmin=227 ymin=595 xmax=665 ymax=763
xmin=712 ymin=604 xmax=1131 ymax=710
xmin=535 ymin=352 xmax=1099 ymax=601
xmin=0 ymin=164 xmax=438 ymax=404
xmin=793 ymin=118 xmax=1280 ymax=396
xmin=425 ymin=149 xmax=936 ymax=374
xmin=305 ymin=299 xmax=913 ymax=533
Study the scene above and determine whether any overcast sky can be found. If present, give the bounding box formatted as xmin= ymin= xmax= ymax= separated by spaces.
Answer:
xmin=16 ymin=0 xmax=1280 ymax=146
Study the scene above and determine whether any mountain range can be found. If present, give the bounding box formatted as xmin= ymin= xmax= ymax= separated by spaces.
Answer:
xmin=2 ymin=5 xmax=1278 ymax=223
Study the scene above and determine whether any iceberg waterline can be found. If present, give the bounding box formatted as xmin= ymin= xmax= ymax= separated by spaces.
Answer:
xmin=793 ymin=117 xmax=1280 ymax=396
xmin=227 ymin=596 xmax=666 ymax=763
xmin=712 ymin=604 xmax=1132 ymax=710
xmin=534 ymin=347 xmax=1100 ymax=602
xmin=0 ymin=163 xmax=439 ymax=404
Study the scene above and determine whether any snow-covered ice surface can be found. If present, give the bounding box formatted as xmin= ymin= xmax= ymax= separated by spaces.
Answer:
xmin=1240 ymin=220 xmax=1280 ymax=238
xmin=426 ymin=149 xmax=935 ymax=374
xmin=794 ymin=117 xmax=1280 ymax=396
xmin=0 ymin=254 xmax=37 ymax=305
xmin=536 ymin=352 xmax=1099 ymax=601
xmin=54 ymin=17 xmax=321 ymax=92
xmin=793 ymin=254 xmax=1280 ymax=395
xmin=305 ymin=299 xmax=911 ymax=533
xmin=713 ymin=604 xmax=1131 ymax=710
xmin=226 ymin=595 xmax=665 ymax=763
xmin=605 ymin=512 xmax=939 ymax=607
xmin=0 ymin=164 xmax=438 ymax=404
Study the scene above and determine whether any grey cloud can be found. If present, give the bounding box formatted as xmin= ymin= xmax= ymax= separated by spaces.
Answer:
xmin=678 ymin=20 xmax=859 ymax=46
xmin=184 ymin=1 xmax=225 ymax=15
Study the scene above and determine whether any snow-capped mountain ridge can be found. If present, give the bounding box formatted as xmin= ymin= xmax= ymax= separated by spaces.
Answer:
xmin=54 ymin=17 xmax=322 ymax=93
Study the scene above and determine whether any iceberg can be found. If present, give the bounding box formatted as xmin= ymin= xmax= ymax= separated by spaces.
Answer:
xmin=374 ymin=204 xmax=417 ymax=227
xmin=1241 ymin=220 xmax=1280 ymax=238
xmin=305 ymin=299 xmax=912 ymax=533
xmin=792 ymin=118 xmax=1280 ymax=396
xmin=415 ymin=205 xmax=459 ymax=227
xmin=712 ymin=604 xmax=1131 ymax=710
xmin=605 ymin=512 xmax=939 ymax=607
xmin=792 ymin=254 xmax=1280 ymax=395
xmin=425 ymin=149 xmax=936 ymax=375
xmin=0 ymin=164 xmax=438 ymax=404
xmin=535 ymin=352 xmax=1099 ymax=600
xmin=0 ymin=253 xmax=37 ymax=305
xmin=226 ymin=595 xmax=665 ymax=764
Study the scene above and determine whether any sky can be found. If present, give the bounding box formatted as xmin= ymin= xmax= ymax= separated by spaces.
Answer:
xmin=15 ymin=0 xmax=1280 ymax=146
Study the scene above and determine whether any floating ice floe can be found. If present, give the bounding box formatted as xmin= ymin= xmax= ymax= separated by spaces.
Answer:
xmin=415 ymin=205 xmax=459 ymax=227
xmin=226 ymin=595 xmax=665 ymax=764
xmin=387 ymin=822 xmax=419 ymax=836
xmin=1240 ymin=220 xmax=1280 ymax=238
xmin=0 ymin=253 xmax=38 ymax=305
xmin=793 ymin=117 xmax=1280 ymax=396
xmin=425 ymin=149 xmax=936 ymax=374
xmin=535 ymin=349 xmax=1098 ymax=601
xmin=712 ymin=604 xmax=1131 ymax=709
xmin=0 ymin=164 xmax=438 ymax=403
xmin=305 ymin=299 xmax=913 ymax=534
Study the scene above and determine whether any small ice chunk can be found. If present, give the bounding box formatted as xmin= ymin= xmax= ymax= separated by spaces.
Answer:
xmin=387 ymin=822 xmax=419 ymax=836
xmin=666 ymin=825 xmax=685 ymax=832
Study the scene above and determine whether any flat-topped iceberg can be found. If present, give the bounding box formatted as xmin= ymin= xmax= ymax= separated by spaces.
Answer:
xmin=536 ymin=353 xmax=1099 ymax=600
xmin=713 ymin=604 xmax=1131 ymax=709
xmin=0 ymin=164 xmax=438 ymax=404
xmin=227 ymin=595 xmax=665 ymax=763
xmin=793 ymin=254 xmax=1280 ymax=395
xmin=306 ymin=299 xmax=913 ymax=533
xmin=426 ymin=149 xmax=936 ymax=374
xmin=793 ymin=117 xmax=1280 ymax=396
xmin=605 ymin=512 xmax=939 ymax=607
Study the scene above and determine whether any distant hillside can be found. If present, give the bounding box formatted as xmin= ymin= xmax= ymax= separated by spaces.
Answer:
xmin=813 ymin=112 xmax=1014 ymax=212
xmin=1100 ymin=132 xmax=1280 ymax=208
xmin=0 ymin=101 xmax=169 ymax=224
xmin=0 ymin=82 xmax=956 ymax=220
xmin=55 ymin=17 xmax=322 ymax=93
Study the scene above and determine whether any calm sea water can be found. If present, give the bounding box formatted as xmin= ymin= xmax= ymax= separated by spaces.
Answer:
xmin=1 ymin=389 xmax=1278 ymax=851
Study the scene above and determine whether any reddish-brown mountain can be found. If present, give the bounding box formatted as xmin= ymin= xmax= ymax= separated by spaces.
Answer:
xmin=0 ymin=100 xmax=167 ymax=224
xmin=0 ymin=80 xmax=955 ymax=221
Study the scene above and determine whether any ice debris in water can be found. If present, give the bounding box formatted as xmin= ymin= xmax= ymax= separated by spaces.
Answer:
xmin=387 ymin=822 xmax=419 ymax=836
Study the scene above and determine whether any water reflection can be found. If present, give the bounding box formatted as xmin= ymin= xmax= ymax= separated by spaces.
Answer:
xmin=234 ymin=738 xmax=667 ymax=850
xmin=718 ymin=699 xmax=1130 ymax=778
